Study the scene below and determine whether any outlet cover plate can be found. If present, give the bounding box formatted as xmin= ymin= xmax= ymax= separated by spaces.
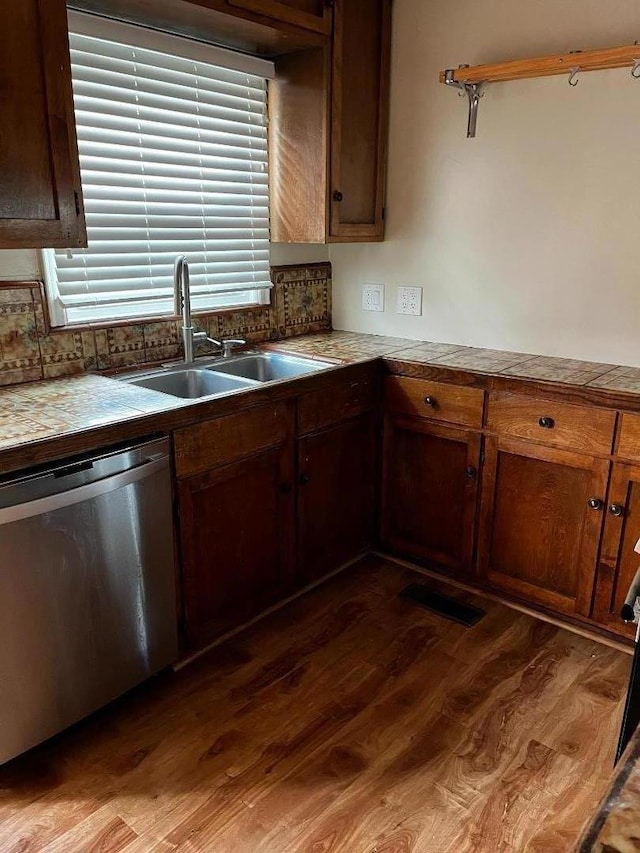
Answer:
xmin=362 ymin=283 xmax=385 ymax=312
xmin=397 ymin=285 xmax=423 ymax=316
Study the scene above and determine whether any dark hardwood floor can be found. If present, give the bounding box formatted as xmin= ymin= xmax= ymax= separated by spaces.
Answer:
xmin=0 ymin=556 xmax=629 ymax=852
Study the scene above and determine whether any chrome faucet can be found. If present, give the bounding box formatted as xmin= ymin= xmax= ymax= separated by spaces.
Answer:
xmin=174 ymin=255 xmax=220 ymax=364
xmin=174 ymin=256 xmax=247 ymax=363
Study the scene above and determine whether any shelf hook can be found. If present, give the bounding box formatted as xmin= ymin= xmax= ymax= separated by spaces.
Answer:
xmin=568 ymin=66 xmax=580 ymax=87
xmin=631 ymin=59 xmax=640 ymax=78
xmin=444 ymin=69 xmax=485 ymax=138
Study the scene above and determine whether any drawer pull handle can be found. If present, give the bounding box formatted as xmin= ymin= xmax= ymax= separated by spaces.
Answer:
xmin=609 ymin=503 xmax=625 ymax=517
xmin=538 ymin=416 xmax=555 ymax=429
xmin=424 ymin=396 xmax=437 ymax=408
xmin=465 ymin=466 xmax=477 ymax=481
xmin=588 ymin=497 xmax=603 ymax=510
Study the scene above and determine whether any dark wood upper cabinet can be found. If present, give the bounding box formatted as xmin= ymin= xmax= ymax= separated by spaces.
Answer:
xmin=592 ymin=462 xmax=640 ymax=639
xmin=381 ymin=415 xmax=482 ymax=576
xmin=0 ymin=0 xmax=86 ymax=249
xmin=178 ymin=444 xmax=295 ymax=649
xmin=478 ymin=436 xmax=609 ymax=618
xmin=270 ymin=0 xmax=391 ymax=243
xmin=297 ymin=411 xmax=377 ymax=585
xmin=226 ymin=0 xmax=331 ymax=33
xmin=329 ymin=0 xmax=390 ymax=240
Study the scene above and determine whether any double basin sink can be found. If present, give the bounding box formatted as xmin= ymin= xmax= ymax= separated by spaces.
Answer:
xmin=122 ymin=352 xmax=331 ymax=400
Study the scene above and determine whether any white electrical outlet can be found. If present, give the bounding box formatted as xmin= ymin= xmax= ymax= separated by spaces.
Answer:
xmin=362 ymin=283 xmax=385 ymax=312
xmin=397 ymin=286 xmax=423 ymax=316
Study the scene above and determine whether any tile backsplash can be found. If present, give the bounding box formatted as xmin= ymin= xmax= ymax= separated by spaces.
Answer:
xmin=0 ymin=262 xmax=331 ymax=387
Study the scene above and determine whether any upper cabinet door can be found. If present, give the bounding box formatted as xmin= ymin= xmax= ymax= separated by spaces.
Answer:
xmin=226 ymin=0 xmax=332 ymax=33
xmin=0 ymin=1 xmax=86 ymax=249
xmin=329 ymin=0 xmax=391 ymax=241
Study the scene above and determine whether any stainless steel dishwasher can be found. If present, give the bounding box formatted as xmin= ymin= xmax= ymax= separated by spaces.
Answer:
xmin=0 ymin=436 xmax=178 ymax=764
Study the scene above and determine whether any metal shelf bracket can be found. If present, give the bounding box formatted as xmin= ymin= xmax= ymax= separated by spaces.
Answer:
xmin=444 ymin=69 xmax=485 ymax=138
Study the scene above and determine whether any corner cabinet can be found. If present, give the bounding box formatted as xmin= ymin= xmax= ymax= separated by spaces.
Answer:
xmin=270 ymin=0 xmax=391 ymax=243
xmin=0 ymin=0 xmax=86 ymax=249
xmin=297 ymin=410 xmax=377 ymax=585
xmin=381 ymin=415 xmax=481 ymax=576
xmin=329 ymin=0 xmax=391 ymax=240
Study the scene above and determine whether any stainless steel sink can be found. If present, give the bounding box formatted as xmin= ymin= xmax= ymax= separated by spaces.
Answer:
xmin=209 ymin=353 xmax=328 ymax=382
xmin=120 ymin=351 xmax=331 ymax=400
xmin=127 ymin=368 xmax=256 ymax=399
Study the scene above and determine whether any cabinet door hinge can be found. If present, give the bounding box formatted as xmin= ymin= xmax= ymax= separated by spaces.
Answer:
xmin=381 ymin=206 xmax=386 ymax=221
xmin=74 ymin=190 xmax=82 ymax=217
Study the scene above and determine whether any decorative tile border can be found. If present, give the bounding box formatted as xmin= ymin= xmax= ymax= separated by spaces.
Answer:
xmin=272 ymin=262 xmax=332 ymax=338
xmin=0 ymin=264 xmax=332 ymax=387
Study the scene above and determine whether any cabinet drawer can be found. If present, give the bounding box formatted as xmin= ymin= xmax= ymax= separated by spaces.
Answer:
xmin=486 ymin=392 xmax=615 ymax=455
xmin=298 ymin=374 xmax=377 ymax=435
xmin=617 ymin=413 xmax=640 ymax=462
xmin=174 ymin=403 xmax=290 ymax=478
xmin=384 ymin=376 xmax=484 ymax=428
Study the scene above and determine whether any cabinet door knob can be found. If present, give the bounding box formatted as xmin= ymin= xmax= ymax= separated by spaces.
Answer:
xmin=424 ymin=396 xmax=437 ymax=408
xmin=609 ymin=503 xmax=625 ymax=517
xmin=299 ymin=473 xmax=310 ymax=485
xmin=465 ymin=466 xmax=477 ymax=480
xmin=333 ymin=190 xmax=343 ymax=202
xmin=538 ymin=416 xmax=555 ymax=429
xmin=588 ymin=497 xmax=603 ymax=510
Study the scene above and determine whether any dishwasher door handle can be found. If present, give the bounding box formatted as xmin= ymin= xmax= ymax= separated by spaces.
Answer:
xmin=0 ymin=457 xmax=168 ymax=525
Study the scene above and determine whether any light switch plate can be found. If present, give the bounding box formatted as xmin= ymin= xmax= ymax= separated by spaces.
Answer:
xmin=362 ymin=283 xmax=385 ymax=312
xmin=397 ymin=285 xmax=423 ymax=316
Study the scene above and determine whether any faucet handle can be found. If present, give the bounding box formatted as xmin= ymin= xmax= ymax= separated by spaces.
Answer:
xmin=221 ymin=338 xmax=247 ymax=358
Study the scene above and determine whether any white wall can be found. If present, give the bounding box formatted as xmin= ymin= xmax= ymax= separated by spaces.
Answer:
xmin=0 ymin=250 xmax=41 ymax=281
xmin=331 ymin=0 xmax=640 ymax=365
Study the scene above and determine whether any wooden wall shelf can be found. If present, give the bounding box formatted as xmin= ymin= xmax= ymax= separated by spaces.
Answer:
xmin=440 ymin=43 xmax=640 ymax=137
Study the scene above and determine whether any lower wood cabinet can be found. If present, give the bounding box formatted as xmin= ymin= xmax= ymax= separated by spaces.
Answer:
xmin=592 ymin=462 xmax=640 ymax=639
xmin=478 ymin=437 xmax=609 ymax=618
xmin=381 ymin=414 xmax=481 ymax=575
xmin=178 ymin=442 xmax=295 ymax=649
xmin=297 ymin=411 xmax=377 ymax=585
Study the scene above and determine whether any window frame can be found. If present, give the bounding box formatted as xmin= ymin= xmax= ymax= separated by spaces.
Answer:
xmin=42 ymin=11 xmax=275 ymax=329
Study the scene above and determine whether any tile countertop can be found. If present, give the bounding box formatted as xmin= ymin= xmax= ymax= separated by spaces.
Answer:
xmin=4 ymin=329 xmax=640 ymax=461
xmin=577 ymin=728 xmax=640 ymax=852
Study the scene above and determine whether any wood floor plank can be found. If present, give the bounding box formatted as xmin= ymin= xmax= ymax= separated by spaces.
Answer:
xmin=0 ymin=557 xmax=628 ymax=853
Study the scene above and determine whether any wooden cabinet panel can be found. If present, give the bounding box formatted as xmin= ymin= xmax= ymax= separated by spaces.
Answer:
xmin=384 ymin=376 xmax=484 ymax=428
xmin=616 ymin=413 xmax=640 ymax=463
xmin=270 ymin=0 xmax=390 ymax=243
xmin=0 ymin=0 xmax=85 ymax=248
xmin=298 ymin=370 xmax=378 ymax=435
xmin=297 ymin=412 xmax=377 ymax=584
xmin=486 ymin=392 xmax=616 ymax=455
xmin=329 ymin=0 xmax=391 ymax=240
xmin=478 ymin=437 xmax=609 ymax=617
xmin=179 ymin=444 xmax=295 ymax=648
xmin=592 ymin=462 xmax=640 ymax=639
xmin=381 ymin=415 xmax=481 ymax=575
xmin=174 ymin=403 xmax=290 ymax=478
xmin=227 ymin=0 xmax=331 ymax=33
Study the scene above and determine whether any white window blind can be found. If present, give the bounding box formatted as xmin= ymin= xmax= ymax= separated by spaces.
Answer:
xmin=43 ymin=12 xmax=274 ymax=326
